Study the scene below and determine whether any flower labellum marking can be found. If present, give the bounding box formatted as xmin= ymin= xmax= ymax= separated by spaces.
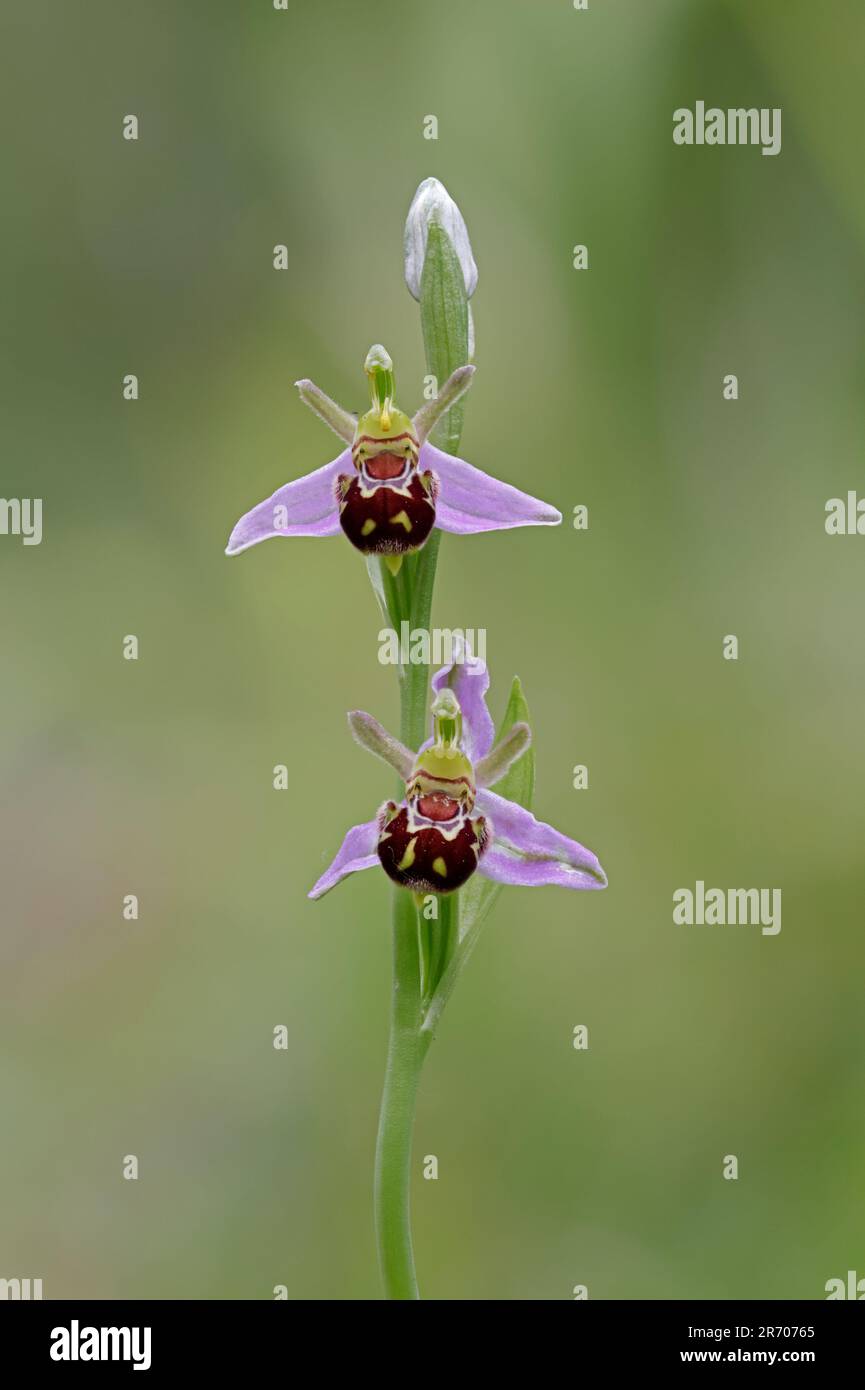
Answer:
xmin=397 ymin=838 xmax=417 ymax=873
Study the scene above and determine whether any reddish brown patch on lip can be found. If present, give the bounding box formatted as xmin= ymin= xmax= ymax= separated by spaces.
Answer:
xmin=365 ymin=452 xmax=406 ymax=481
xmin=417 ymin=793 xmax=460 ymax=822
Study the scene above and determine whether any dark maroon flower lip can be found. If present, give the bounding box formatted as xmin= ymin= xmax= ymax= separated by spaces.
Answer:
xmin=337 ymin=471 xmax=437 ymax=556
xmin=376 ymin=803 xmax=487 ymax=894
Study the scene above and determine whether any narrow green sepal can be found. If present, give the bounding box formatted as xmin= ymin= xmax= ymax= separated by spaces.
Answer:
xmin=348 ymin=710 xmax=414 ymax=781
xmin=475 ymin=720 xmax=532 ymax=790
xmin=294 ymin=379 xmax=355 ymax=444
xmin=412 ymin=365 xmax=475 ymax=445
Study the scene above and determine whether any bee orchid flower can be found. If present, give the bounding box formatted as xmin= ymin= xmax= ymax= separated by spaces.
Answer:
xmin=225 ymin=346 xmax=561 ymax=573
xmin=309 ymin=648 xmax=607 ymax=900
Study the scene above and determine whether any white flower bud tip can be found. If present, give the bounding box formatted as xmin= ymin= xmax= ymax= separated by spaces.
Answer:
xmin=403 ymin=177 xmax=478 ymax=301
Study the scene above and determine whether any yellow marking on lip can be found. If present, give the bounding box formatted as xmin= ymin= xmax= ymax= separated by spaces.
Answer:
xmin=361 ymin=518 xmax=376 ymax=536
xmin=432 ymin=856 xmax=448 ymax=878
xmin=390 ymin=510 xmax=412 ymax=532
xmin=397 ymin=837 xmax=417 ymax=872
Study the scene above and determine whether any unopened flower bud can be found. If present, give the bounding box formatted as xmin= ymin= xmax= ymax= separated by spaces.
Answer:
xmin=404 ymin=177 xmax=478 ymax=301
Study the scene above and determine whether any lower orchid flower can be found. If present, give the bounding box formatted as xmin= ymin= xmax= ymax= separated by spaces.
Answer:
xmin=309 ymin=650 xmax=607 ymax=900
xmin=225 ymin=345 xmax=561 ymax=574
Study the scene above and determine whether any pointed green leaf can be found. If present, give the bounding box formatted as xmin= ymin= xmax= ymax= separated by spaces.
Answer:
xmin=490 ymin=677 xmax=534 ymax=811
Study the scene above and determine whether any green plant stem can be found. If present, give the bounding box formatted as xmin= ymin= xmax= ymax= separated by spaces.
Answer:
xmin=374 ymin=888 xmax=432 ymax=1299
xmin=372 ymin=544 xmax=459 ymax=1298
xmin=373 ymin=545 xmax=438 ymax=1300
xmin=373 ymin=212 xmax=469 ymax=1300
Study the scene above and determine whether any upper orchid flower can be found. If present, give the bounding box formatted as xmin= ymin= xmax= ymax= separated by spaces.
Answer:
xmin=225 ymin=346 xmax=561 ymax=574
xmin=309 ymin=647 xmax=607 ymax=900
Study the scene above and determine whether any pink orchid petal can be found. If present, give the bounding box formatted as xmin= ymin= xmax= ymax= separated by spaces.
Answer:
xmin=476 ymin=788 xmax=607 ymax=890
xmin=422 ymin=443 xmax=562 ymax=535
xmin=308 ymin=816 xmax=379 ymax=900
xmin=429 ymin=635 xmax=495 ymax=761
xmin=478 ymin=846 xmax=606 ymax=891
xmin=225 ymin=450 xmax=349 ymax=555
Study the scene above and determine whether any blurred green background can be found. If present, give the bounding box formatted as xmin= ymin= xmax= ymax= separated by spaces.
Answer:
xmin=2 ymin=0 xmax=864 ymax=1300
